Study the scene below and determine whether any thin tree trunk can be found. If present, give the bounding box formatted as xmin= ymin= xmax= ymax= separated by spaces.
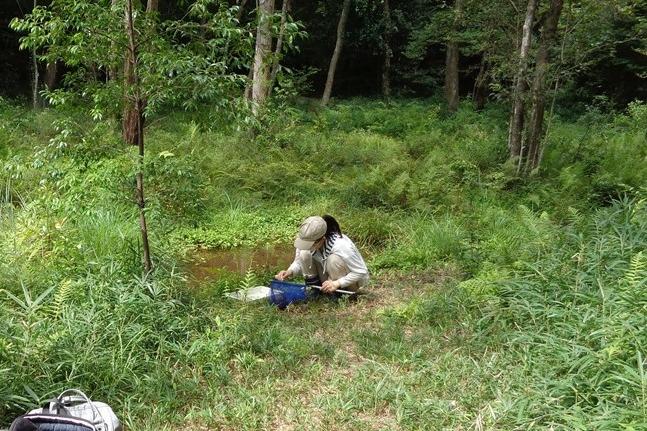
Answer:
xmin=237 ymin=0 xmax=249 ymax=21
xmin=321 ymin=0 xmax=351 ymax=106
xmin=244 ymin=67 xmax=254 ymax=100
xmin=524 ymin=0 xmax=564 ymax=174
xmin=251 ymin=0 xmax=275 ymax=113
xmin=122 ymin=68 xmax=140 ymax=144
xmin=508 ymin=0 xmax=538 ymax=163
xmin=267 ymin=0 xmax=291 ymax=98
xmin=444 ymin=42 xmax=459 ymax=111
xmin=444 ymin=0 xmax=462 ymax=112
xmin=109 ymin=0 xmax=119 ymax=81
xmin=44 ymin=61 xmax=60 ymax=91
xmin=382 ymin=0 xmax=392 ymax=99
xmin=125 ymin=0 xmax=152 ymax=274
xmin=31 ymin=0 xmax=40 ymax=109
xmin=123 ymin=2 xmax=139 ymax=146
xmin=243 ymin=0 xmax=254 ymax=100
xmin=135 ymin=98 xmax=151 ymax=275
xmin=473 ymin=54 xmax=488 ymax=110
xmin=32 ymin=50 xmax=39 ymax=108
xmin=146 ymin=0 xmax=159 ymax=13
xmin=123 ymin=0 xmax=158 ymax=144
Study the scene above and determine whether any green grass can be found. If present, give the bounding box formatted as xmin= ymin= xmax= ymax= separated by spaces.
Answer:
xmin=0 ymin=97 xmax=646 ymax=429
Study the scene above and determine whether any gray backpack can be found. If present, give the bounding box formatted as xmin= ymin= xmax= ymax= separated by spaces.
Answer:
xmin=9 ymin=389 xmax=122 ymax=431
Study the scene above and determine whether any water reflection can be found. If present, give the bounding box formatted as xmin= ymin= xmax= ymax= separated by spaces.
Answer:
xmin=185 ymin=244 xmax=295 ymax=284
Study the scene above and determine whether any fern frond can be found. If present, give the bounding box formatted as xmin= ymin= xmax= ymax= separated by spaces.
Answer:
xmin=625 ymin=251 xmax=646 ymax=288
xmin=50 ymin=279 xmax=74 ymax=318
xmin=240 ymin=268 xmax=255 ymax=290
xmin=567 ymin=206 xmax=583 ymax=226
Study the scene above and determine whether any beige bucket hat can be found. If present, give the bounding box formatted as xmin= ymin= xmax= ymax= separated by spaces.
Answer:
xmin=294 ymin=216 xmax=327 ymax=250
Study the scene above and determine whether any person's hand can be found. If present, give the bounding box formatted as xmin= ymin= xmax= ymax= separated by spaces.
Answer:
xmin=321 ymin=279 xmax=341 ymax=293
xmin=276 ymin=270 xmax=291 ymax=281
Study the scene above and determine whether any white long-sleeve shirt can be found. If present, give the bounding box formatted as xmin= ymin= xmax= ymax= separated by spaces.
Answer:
xmin=287 ymin=235 xmax=369 ymax=288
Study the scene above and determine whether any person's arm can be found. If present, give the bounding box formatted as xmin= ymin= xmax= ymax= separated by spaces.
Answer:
xmin=322 ymin=270 xmax=366 ymax=291
xmin=276 ymin=250 xmax=302 ymax=280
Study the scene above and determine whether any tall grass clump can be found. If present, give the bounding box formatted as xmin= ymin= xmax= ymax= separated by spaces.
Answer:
xmin=474 ymin=196 xmax=647 ymax=428
xmin=372 ymin=213 xmax=467 ymax=270
xmin=0 ymin=270 xmax=244 ymax=428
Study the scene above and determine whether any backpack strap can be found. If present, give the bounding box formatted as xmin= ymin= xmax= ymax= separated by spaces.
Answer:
xmin=42 ymin=397 xmax=72 ymax=417
xmin=56 ymin=389 xmax=104 ymax=425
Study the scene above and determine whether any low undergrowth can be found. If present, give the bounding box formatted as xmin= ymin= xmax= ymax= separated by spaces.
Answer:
xmin=0 ymin=98 xmax=645 ymax=429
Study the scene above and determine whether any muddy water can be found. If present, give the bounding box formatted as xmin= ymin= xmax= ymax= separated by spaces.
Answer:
xmin=186 ymin=244 xmax=295 ymax=284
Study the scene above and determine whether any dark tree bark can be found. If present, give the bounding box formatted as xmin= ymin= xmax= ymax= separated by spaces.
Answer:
xmin=237 ymin=0 xmax=249 ymax=21
xmin=508 ymin=0 xmax=538 ymax=162
xmin=44 ymin=61 xmax=60 ymax=92
xmin=321 ymin=0 xmax=351 ymax=106
xmin=382 ymin=0 xmax=392 ymax=99
xmin=122 ymin=52 xmax=140 ymax=145
xmin=122 ymin=0 xmax=140 ymax=146
xmin=444 ymin=42 xmax=459 ymax=111
xmin=524 ymin=0 xmax=564 ymax=173
xmin=125 ymin=0 xmax=152 ymax=274
xmin=244 ymin=66 xmax=254 ymax=100
xmin=444 ymin=0 xmax=462 ymax=112
xmin=268 ymin=0 xmax=292 ymax=98
xmin=251 ymin=0 xmax=275 ymax=113
xmin=473 ymin=54 xmax=488 ymax=110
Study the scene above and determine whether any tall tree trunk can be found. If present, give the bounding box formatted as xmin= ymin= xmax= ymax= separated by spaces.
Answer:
xmin=251 ymin=0 xmax=275 ymax=114
xmin=473 ymin=54 xmax=488 ymax=110
xmin=524 ymin=0 xmax=564 ymax=174
xmin=508 ymin=0 xmax=538 ymax=163
xmin=382 ymin=0 xmax=392 ymax=99
xmin=125 ymin=0 xmax=152 ymax=274
xmin=444 ymin=0 xmax=462 ymax=112
xmin=31 ymin=0 xmax=40 ymax=109
xmin=321 ymin=0 xmax=351 ymax=106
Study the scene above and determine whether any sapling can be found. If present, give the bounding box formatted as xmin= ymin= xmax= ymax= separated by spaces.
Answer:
xmin=11 ymin=0 xmax=252 ymax=273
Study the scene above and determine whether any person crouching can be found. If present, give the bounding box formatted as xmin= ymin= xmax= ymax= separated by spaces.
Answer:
xmin=275 ymin=215 xmax=369 ymax=293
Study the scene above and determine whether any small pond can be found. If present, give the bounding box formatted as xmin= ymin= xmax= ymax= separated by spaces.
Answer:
xmin=185 ymin=244 xmax=295 ymax=286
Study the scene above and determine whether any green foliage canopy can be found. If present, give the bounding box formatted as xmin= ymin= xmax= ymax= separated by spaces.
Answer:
xmin=10 ymin=0 xmax=254 ymax=118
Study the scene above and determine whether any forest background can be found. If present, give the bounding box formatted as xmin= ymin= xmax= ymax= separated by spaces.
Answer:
xmin=1 ymin=0 xmax=646 ymax=429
